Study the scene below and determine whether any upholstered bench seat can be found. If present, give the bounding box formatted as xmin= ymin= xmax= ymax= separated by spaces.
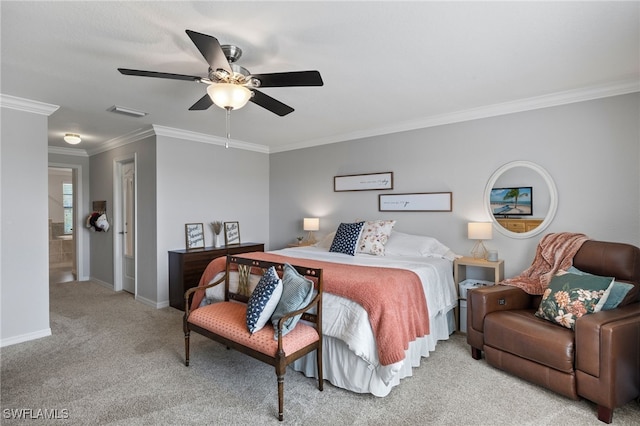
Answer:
xmin=484 ymin=309 xmax=574 ymax=373
xmin=188 ymin=301 xmax=320 ymax=357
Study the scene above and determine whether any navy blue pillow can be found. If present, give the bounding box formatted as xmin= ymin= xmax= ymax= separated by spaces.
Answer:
xmin=246 ymin=266 xmax=283 ymax=334
xmin=329 ymin=222 xmax=365 ymax=255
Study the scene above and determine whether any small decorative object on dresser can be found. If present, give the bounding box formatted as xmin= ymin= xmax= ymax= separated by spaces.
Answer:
xmin=224 ymin=221 xmax=240 ymax=245
xmin=210 ymin=221 xmax=223 ymax=248
xmin=185 ymin=223 xmax=205 ymax=250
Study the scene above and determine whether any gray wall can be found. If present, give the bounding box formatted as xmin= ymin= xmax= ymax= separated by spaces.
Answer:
xmin=1 ymin=103 xmax=52 ymax=345
xmin=89 ymin=136 xmax=157 ymax=305
xmin=87 ymin=133 xmax=270 ymax=308
xmin=270 ymin=94 xmax=640 ymax=278
xmin=155 ymin=136 xmax=270 ymax=306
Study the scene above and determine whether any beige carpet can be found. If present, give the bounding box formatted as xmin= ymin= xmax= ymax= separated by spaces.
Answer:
xmin=1 ymin=280 xmax=639 ymax=425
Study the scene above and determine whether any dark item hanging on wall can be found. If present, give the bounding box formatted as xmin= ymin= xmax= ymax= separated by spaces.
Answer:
xmin=86 ymin=200 xmax=110 ymax=232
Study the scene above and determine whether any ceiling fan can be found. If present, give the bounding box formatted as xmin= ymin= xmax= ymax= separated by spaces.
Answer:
xmin=118 ymin=29 xmax=324 ymax=117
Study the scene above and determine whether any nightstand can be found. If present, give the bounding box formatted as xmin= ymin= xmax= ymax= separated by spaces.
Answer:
xmin=453 ymin=256 xmax=504 ymax=332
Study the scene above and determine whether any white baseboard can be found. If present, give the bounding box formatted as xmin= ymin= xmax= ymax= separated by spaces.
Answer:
xmin=90 ymin=277 xmax=114 ymax=290
xmin=1 ymin=328 xmax=51 ymax=348
xmin=135 ymin=294 xmax=169 ymax=309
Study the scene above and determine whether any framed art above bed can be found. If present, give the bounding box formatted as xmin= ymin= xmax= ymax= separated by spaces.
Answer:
xmin=334 ymin=172 xmax=393 ymax=192
xmin=379 ymin=192 xmax=452 ymax=212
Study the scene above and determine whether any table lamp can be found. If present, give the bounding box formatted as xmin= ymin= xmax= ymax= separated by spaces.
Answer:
xmin=468 ymin=222 xmax=492 ymax=260
xmin=303 ymin=218 xmax=320 ymax=244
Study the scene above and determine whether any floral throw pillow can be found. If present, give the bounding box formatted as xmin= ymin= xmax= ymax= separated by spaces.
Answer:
xmin=358 ymin=220 xmax=396 ymax=256
xmin=535 ymin=273 xmax=615 ymax=329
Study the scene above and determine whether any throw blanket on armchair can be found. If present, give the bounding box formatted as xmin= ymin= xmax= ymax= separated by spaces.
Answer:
xmin=501 ymin=232 xmax=590 ymax=295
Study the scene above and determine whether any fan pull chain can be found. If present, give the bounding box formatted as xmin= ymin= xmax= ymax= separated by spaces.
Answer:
xmin=225 ymin=107 xmax=231 ymax=149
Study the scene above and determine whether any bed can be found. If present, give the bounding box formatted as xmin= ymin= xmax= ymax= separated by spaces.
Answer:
xmin=192 ymin=227 xmax=458 ymax=397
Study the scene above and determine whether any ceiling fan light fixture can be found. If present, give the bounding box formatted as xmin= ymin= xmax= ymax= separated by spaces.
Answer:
xmin=64 ymin=133 xmax=81 ymax=145
xmin=207 ymin=83 xmax=252 ymax=110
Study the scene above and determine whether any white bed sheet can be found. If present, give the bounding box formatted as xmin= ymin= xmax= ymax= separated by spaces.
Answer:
xmin=269 ymin=246 xmax=458 ymax=396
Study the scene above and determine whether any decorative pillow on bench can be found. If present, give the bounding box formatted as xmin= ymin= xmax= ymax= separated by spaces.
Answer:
xmin=246 ymin=266 xmax=283 ymax=334
xmin=271 ymin=263 xmax=314 ymax=338
xmin=535 ymin=273 xmax=615 ymax=330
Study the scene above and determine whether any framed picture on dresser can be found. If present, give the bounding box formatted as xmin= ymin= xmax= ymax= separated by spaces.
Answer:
xmin=224 ymin=221 xmax=241 ymax=245
xmin=185 ymin=223 xmax=205 ymax=249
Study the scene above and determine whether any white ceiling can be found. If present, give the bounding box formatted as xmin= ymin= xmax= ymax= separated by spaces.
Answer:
xmin=2 ymin=1 xmax=638 ymax=154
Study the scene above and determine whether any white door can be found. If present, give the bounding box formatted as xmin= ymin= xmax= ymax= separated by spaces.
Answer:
xmin=117 ymin=160 xmax=136 ymax=294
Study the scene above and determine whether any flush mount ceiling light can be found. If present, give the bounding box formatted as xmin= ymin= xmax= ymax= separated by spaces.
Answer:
xmin=64 ymin=133 xmax=81 ymax=145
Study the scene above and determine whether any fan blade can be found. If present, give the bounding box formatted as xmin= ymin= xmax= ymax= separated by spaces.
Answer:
xmin=185 ymin=30 xmax=232 ymax=74
xmin=118 ymin=68 xmax=202 ymax=82
xmin=189 ymin=94 xmax=214 ymax=111
xmin=249 ymin=71 xmax=323 ymax=88
xmin=249 ymin=90 xmax=294 ymax=116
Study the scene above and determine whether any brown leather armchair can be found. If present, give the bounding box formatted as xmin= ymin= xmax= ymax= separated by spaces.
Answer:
xmin=467 ymin=240 xmax=640 ymax=423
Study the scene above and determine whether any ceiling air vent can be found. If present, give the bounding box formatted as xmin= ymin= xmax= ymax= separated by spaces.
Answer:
xmin=107 ymin=105 xmax=148 ymax=118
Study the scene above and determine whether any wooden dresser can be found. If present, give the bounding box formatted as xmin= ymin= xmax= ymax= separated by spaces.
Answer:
xmin=496 ymin=218 xmax=543 ymax=233
xmin=168 ymin=242 xmax=264 ymax=310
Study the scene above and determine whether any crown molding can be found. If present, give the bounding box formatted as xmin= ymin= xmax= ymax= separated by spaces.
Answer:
xmin=85 ymin=127 xmax=156 ymax=156
xmin=152 ymin=125 xmax=269 ymax=154
xmin=271 ymin=79 xmax=640 ymax=153
xmin=83 ymin=125 xmax=270 ymax=156
xmin=48 ymin=146 xmax=89 ymax=157
xmin=0 ymin=94 xmax=59 ymax=116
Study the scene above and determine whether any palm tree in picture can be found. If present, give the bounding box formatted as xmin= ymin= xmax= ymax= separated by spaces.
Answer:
xmin=503 ymin=188 xmax=529 ymax=213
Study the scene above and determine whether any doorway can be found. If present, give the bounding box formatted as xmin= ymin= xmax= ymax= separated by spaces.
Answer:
xmin=48 ymin=167 xmax=76 ymax=283
xmin=114 ymin=156 xmax=136 ymax=294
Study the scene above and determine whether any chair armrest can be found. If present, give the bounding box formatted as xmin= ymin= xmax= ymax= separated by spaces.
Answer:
xmin=467 ymin=285 xmax=533 ymax=357
xmin=575 ymin=302 xmax=640 ymax=378
xmin=468 ymin=285 xmax=533 ymax=333
xmin=184 ymin=274 xmax=226 ymax=317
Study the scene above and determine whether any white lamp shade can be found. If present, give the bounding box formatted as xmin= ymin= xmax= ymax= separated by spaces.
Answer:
xmin=64 ymin=133 xmax=81 ymax=144
xmin=303 ymin=218 xmax=320 ymax=231
xmin=468 ymin=222 xmax=493 ymax=240
xmin=207 ymin=83 xmax=252 ymax=110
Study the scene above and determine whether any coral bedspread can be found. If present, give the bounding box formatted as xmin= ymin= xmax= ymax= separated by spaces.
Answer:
xmin=190 ymin=251 xmax=429 ymax=366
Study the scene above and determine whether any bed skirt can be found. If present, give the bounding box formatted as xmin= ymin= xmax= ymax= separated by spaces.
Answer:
xmin=291 ymin=307 xmax=456 ymax=397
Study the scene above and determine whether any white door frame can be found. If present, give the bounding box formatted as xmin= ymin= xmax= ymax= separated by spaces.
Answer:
xmin=113 ymin=154 xmax=138 ymax=293
xmin=49 ymin=162 xmax=85 ymax=280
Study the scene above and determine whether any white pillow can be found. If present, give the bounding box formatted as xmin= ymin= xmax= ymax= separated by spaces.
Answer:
xmin=314 ymin=231 xmax=336 ymax=249
xmin=384 ymin=231 xmax=451 ymax=258
xmin=357 ymin=220 xmax=396 ymax=256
